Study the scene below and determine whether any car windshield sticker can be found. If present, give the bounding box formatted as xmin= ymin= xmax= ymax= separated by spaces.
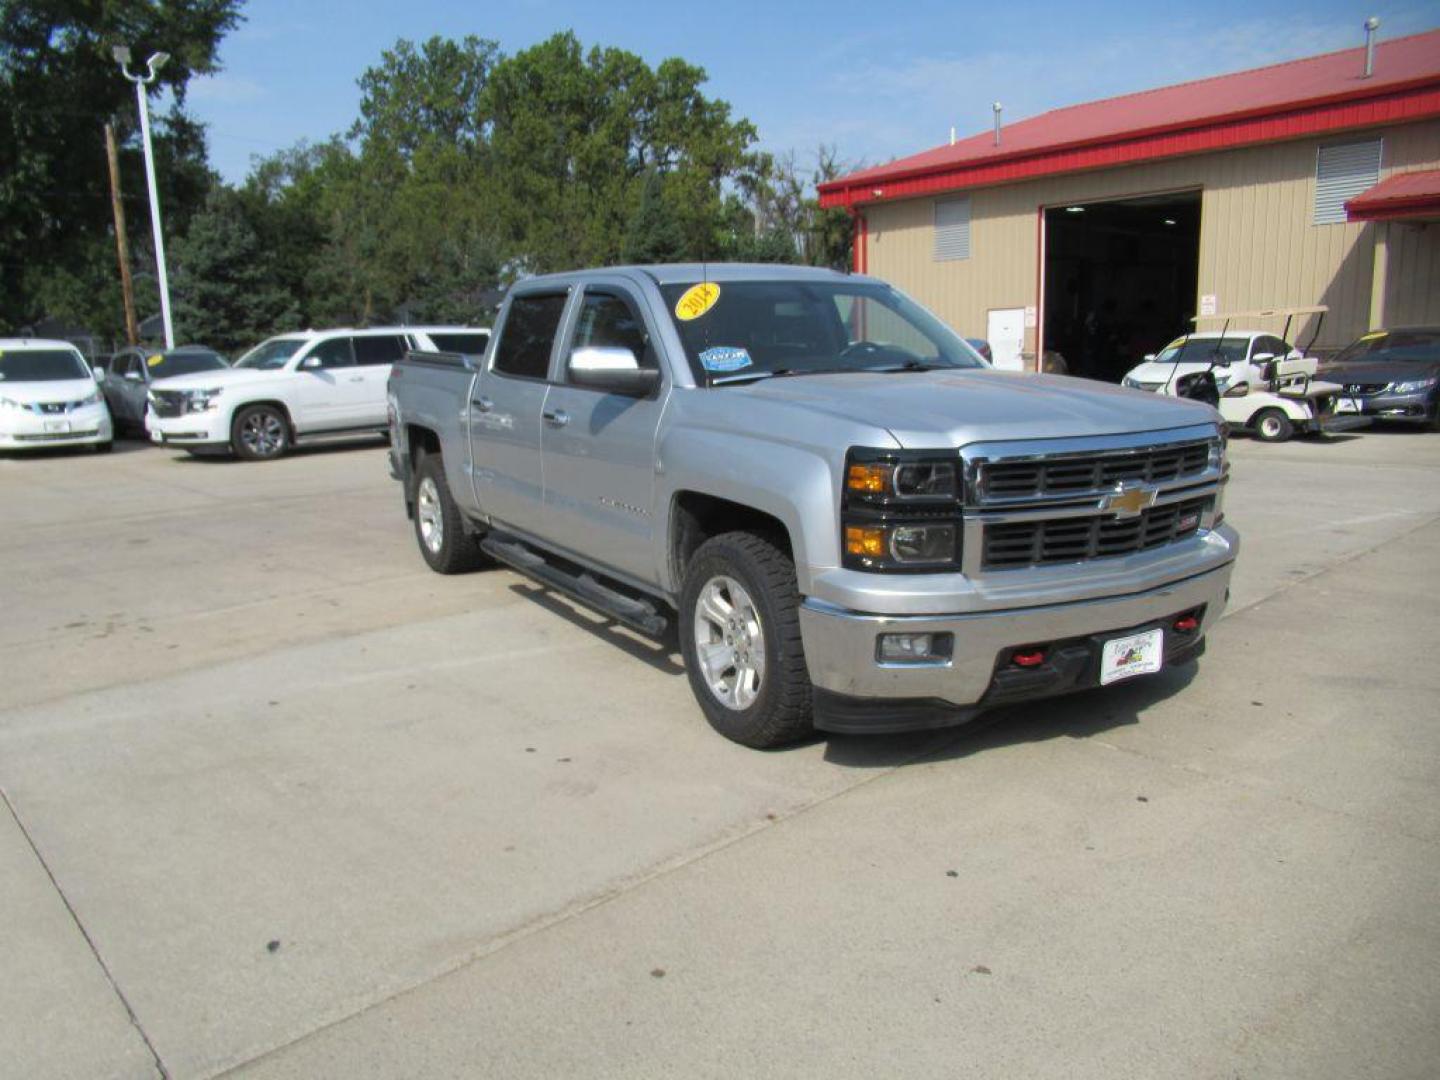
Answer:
xmin=675 ymin=282 xmax=721 ymax=321
xmin=699 ymin=346 xmax=752 ymax=373
xmin=1358 ymin=330 xmax=1387 ymax=342
xmin=147 ymin=354 xmax=163 ymax=366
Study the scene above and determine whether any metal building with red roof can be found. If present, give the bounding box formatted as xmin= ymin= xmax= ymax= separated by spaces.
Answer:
xmin=819 ymin=27 xmax=1440 ymax=376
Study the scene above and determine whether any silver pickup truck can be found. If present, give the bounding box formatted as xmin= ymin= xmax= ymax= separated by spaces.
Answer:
xmin=387 ymin=264 xmax=1238 ymax=747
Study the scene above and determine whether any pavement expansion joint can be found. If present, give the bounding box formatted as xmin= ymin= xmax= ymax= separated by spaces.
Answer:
xmin=0 ymin=785 xmax=170 ymax=1080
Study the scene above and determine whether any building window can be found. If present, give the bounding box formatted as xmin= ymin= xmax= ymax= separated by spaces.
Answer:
xmin=1314 ymin=139 xmax=1381 ymax=225
xmin=934 ymin=197 xmax=971 ymax=260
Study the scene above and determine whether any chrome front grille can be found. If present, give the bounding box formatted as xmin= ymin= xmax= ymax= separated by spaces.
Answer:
xmin=150 ymin=390 xmax=186 ymax=418
xmin=960 ymin=426 xmax=1225 ymax=574
xmin=983 ymin=496 xmax=1211 ymax=569
xmin=978 ymin=440 xmax=1210 ymax=502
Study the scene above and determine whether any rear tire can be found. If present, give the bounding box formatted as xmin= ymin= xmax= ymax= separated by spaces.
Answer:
xmin=679 ymin=531 xmax=813 ymax=748
xmin=1253 ymin=408 xmax=1293 ymax=443
xmin=412 ymin=453 xmax=486 ymax=574
xmin=231 ymin=405 xmax=290 ymax=461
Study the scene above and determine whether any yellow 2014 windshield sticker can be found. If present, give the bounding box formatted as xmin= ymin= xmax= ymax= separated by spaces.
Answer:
xmin=147 ymin=354 xmax=164 ymax=366
xmin=674 ymin=282 xmax=721 ymax=321
xmin=1358 ymin=330 xmax=1387 ymax=342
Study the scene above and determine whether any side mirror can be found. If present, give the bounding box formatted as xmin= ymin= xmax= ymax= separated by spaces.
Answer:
xmin=300 ymin=355 xmax=322 ymax=371
xmin=123 ymin=368 xmax=143 ymax=382
xmin=1250 ymin=352 xmax=1275 ymax=364
xmin=1142 ymin=353 xmax=1156 ymax=362
xmin=568 ymin=346 xmax=659 ymax=395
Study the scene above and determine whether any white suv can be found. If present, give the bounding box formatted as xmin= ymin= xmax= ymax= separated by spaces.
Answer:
xmin=146 ymin=326 xmax=489 ymax=460
xmin=0 ymin=338 xmax=114 ymax=453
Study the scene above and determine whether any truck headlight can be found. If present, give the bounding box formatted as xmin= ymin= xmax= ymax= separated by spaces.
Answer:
xmin=842 ymin=449 xmax=962 ymax=572
xmin=79 ymin=390 xmax=101 ymax=406
xmin=1121 ymin=376 xmax=1144 ymax=389
xmin=185 ymin=389 xmax=223 ymax=413
xmin=0 ymin=397 xmax=22 ymax=410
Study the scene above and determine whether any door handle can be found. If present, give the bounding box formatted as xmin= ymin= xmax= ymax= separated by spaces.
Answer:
xmin=348 ymin=375 xmax=365 ymax=383
xmin=542 ymin=408 xmax=570 ymax=427
xmin=472 ymin=396 xmax=494 ymax=412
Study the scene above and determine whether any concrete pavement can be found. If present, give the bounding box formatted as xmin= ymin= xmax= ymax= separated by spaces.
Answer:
xmin=1 ymin=430 xmax=1437 ymax=1078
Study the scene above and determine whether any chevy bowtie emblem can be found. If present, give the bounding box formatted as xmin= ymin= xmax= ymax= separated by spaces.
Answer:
xmin=1102 ymin=484 xmax=1157 ymax=518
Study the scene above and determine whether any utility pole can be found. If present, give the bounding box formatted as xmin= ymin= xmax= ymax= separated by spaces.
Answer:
xmin=104 ymin=123 xmax=140 ymax=346
xmin=113 ymin=46 xmax=174 ymax=349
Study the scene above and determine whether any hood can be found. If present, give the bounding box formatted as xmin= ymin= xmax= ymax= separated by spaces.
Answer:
xmin=149 ymin=367 xmax=286 ymax=391
xmin=1123 ymin=360 xmax=1237 ymax=386
xmin=1318 ymin=360 xmax=1440 ymax=386
xmin=741 ymin=369 xmax=1219 ymax=448
xmin=0 ymin=377 xmax=100 ymax=404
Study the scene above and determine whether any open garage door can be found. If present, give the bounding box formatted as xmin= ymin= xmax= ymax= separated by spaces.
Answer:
xmin=1043 ymin=191 xmax=1200 ymax=382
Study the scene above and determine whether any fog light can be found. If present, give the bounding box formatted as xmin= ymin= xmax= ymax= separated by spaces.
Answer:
xmin=877 ymin=632 xmax=953 ymax=664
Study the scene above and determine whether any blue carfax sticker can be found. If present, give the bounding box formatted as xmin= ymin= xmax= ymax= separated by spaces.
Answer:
xmin=699 ymin=346 xmax=753 ymax=373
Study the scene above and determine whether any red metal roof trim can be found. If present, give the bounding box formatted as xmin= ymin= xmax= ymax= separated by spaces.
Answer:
xmin=1346 ymin=168 xmax=1440 ymax=220
xmin=819 ymin=30 xmax=1440 ymax=209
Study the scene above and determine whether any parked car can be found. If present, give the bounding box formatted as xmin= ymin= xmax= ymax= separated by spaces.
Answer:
xmin=146 ymin=326 xmax=490 ymax=460
xmin=1319 ymin=326 xmax=1440 ymax=429
xmin=964 ymin=337 xmax=993 ymax=363
xmin=0 ymin=338 xmax=113 ymax=453
xmin=387 ymin=264 xmax=1238 ymax=748
xmin=98 ymin=345 xmax=229 ymax=436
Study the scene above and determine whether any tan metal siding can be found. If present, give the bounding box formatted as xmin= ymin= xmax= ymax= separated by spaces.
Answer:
xmin=863 ymin=119 xmax=1440 ymax=362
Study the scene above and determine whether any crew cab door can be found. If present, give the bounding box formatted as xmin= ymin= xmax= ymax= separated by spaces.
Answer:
xmin=350 ymin=333 xmax=408 ymax=425
xmin=468 ymin=290 xmax=567 ymax=532
xmin=106 ymin=351 xmax=146 ymax=427
xmin=540 ymin=282 xmax=667 ymax=582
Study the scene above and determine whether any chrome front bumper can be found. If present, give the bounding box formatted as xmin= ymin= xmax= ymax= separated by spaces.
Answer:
xmin=799 ymin=559 xmax=1235 ymax=709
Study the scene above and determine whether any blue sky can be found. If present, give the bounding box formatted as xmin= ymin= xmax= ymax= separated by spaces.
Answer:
xmin=183 ymin=0 xmax=1440 ymax=184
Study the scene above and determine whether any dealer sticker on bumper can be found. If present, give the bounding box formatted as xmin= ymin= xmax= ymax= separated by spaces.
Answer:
xmin=1101 ymin=628 xmax=1163 ymax=685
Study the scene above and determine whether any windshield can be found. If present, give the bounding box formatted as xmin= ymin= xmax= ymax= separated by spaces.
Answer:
xmin=148 ymin=351 xmax=228 ymax=379
xmin=235 ymin=338 xmax=305 ymax=370
xmin=658 ymin=280 xmax=985 ymax=383
xmin=1331 ymin=330 xmax=1440 ymax=365
xmin=1153 ymin=338 xmax=1251 ymax=367
xmin=425 ymin=332 xmax=490 ymax=354
xmin=0 ymin=348 xmax=92 ymax=382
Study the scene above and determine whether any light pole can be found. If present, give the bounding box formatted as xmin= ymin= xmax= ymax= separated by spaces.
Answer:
xmin=113 ymin=46 xmax=175 ymax=349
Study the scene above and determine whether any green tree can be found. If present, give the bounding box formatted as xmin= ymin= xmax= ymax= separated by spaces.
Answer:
xmin=170 ymin=188 xmax=298 ymax=352
xmin=0 ymin=0 xmax=242 ymax=335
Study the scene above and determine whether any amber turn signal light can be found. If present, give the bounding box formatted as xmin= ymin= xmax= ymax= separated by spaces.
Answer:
xmin=844 ymin=525 xmax=887 ymax=558
xmin=846 ymin=463 xmax=890 ymax=495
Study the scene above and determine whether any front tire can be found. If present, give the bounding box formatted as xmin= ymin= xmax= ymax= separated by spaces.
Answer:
xmin=231 ymin=405 xmax=290 ymax=461
xmin=93 ymin=441 xmax=113 ymax=455
xmin=1253 ymin=408 xmax=1294 ymax=443
xmin=411 ymin=454 xmax=486 ymax=574
xmin=679 ymin=531 xmax=813 ymax=748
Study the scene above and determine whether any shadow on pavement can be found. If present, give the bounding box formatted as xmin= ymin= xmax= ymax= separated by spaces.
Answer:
xmin=822 ymin=660 xmax=1199 ymax=770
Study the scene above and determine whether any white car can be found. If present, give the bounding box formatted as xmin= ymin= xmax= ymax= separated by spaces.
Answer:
xmin=1121 ymin=330 xmax=1295 ymax=396
xmin=0 ymin=338 xmax=113 ymax=453
xmin=146 ymin=326 xmax=490 ymax=460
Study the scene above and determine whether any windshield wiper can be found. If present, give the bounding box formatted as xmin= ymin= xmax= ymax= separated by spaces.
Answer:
xmin=708 ymin=367 xmax=855 ymax=386
xmin=869 ymin=360 xmax=948 ymax=373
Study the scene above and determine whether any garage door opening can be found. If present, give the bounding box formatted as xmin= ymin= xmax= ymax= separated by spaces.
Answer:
xmin=1042 ymin=191 xmax=1200 ymax=382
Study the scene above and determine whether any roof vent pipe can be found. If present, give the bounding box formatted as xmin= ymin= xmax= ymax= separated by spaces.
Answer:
xmin=992 ymin=102 xmax=1002 ymax=147
xmin=1363 ymin=16 xmax=1380 ymax=77
xmin=950 ymin=126 xmax=956 ymax=145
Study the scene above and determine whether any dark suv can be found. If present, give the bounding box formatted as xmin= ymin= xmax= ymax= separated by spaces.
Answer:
xmin=1321 ymin=327 xmax=1440 ymax=430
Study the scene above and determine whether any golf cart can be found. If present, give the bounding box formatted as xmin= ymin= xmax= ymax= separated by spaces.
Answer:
xmin=1122 ymin=306 xmax=1370 ymax=442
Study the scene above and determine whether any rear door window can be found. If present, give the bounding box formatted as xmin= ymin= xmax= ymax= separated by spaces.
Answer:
xmin=354 ymin=335 xmax=407 ymax=366
xmin=493 ymin=294 xmax=568 ymax=380
xmin=308 ymin=338 xmax=356 ymax=369
xmin=424 ymin=332 xmax=491 ymax=354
